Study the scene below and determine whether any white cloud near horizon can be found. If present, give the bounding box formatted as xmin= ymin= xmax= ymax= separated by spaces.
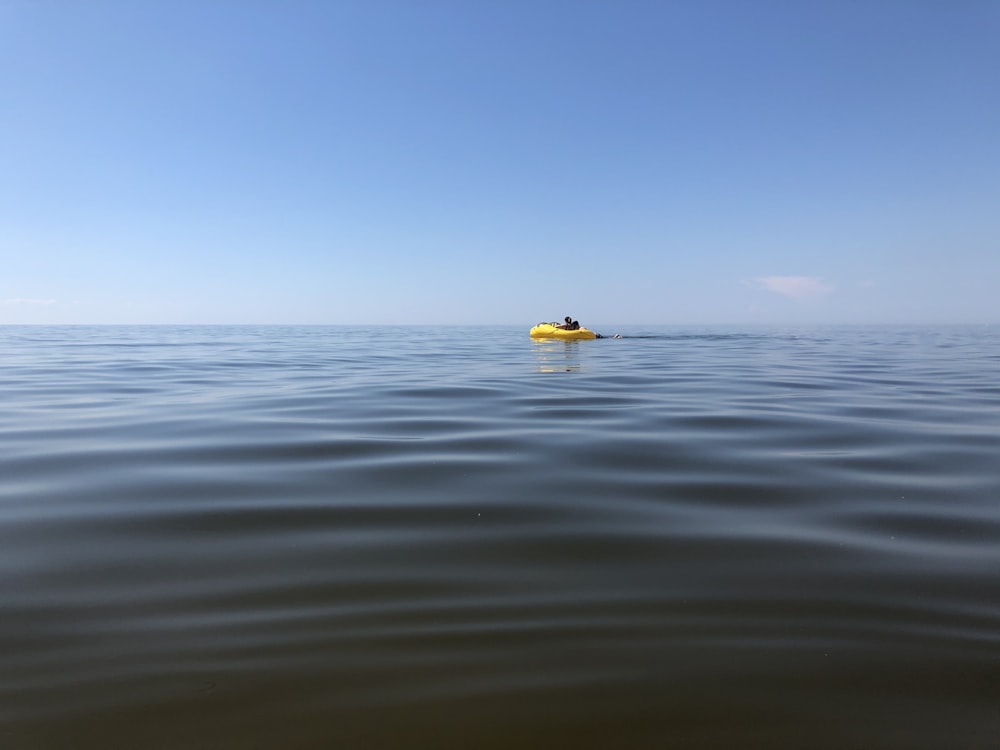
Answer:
xmin=3 ymin=298 xmax=57 ymax=305
xmin=754 ymin=276 xmax=834 ymax=301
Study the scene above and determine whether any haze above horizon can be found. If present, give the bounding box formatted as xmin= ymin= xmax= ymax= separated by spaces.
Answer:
xmin=2 ymin=1 xmax=997 ymax=326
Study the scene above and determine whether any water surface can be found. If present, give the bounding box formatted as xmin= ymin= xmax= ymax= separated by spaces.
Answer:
xmin=2 ymin=325 xmax=998 ymax=748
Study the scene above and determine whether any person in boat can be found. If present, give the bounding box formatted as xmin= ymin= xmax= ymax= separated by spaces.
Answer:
xmin=547 ymin=316 xmax=621 ymax=338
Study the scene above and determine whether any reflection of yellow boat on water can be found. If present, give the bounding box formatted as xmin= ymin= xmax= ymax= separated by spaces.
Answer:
xmin=529 ymin=322 xmax=598 ymax=340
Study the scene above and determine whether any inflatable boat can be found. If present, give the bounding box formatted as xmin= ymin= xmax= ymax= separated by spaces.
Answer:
xmin=529 ymin=322 xmax=598 ymax=340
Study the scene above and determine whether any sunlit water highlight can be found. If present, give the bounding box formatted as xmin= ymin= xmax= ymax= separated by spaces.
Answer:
xmin=1 ymin=325 xmax=998 ymax=749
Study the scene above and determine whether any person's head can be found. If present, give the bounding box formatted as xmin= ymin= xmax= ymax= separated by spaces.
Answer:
xmin=565 ymin=316 xmax=572 ymax=323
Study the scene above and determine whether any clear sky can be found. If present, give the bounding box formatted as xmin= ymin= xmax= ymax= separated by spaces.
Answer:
xmin=2 ymin=0 xmax=998 ymax=325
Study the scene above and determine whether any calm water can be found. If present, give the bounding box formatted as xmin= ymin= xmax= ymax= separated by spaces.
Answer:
xmin=2 ymin=325 xmax=999 ymax=749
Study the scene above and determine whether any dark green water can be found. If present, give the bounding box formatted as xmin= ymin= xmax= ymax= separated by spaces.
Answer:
xmin=2 ymin=325 xmax=998 ymax=749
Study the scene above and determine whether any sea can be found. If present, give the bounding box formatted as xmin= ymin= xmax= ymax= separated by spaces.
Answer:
xmin=1 ymin=324 xmax=998 ymax=749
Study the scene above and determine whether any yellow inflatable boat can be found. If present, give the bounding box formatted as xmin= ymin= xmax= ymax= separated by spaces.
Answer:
xmin=529 ymin=322 xmax=598 ymax=340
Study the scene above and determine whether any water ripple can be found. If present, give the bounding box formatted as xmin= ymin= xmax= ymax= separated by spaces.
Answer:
xmin=1 ymin=325 xmax=999 ymax=748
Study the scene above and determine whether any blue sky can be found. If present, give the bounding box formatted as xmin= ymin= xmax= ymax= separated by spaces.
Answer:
xmin=2 ymin=0 xmax=997 ymax=325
